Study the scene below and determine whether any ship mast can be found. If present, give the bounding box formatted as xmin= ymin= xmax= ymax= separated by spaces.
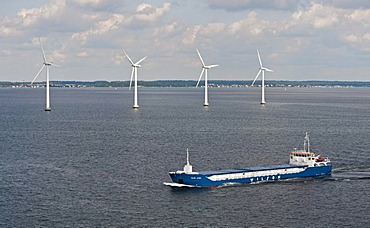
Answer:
xmin=186 ymin=148 xmax=190 ymax=166
xmin=304 ymin=132 xmax=310 ymax=152
xmin=184 ymin=148 xmax=193 ymax=173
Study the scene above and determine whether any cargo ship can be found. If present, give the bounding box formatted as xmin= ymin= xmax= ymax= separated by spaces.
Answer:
xmin=164 ymin=133 xmax=331 ymax=188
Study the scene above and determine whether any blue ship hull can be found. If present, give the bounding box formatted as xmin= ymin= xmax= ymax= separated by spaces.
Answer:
xmin=169 ymin=164 xmax=332 ymax=188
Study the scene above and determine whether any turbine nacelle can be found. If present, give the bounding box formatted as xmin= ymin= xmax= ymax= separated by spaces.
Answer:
xmin=251 ymin=49 xmax=273 ymax=105
xmin=204 ymin=64 xmax=219 ymax=70
xmin=31 ymin=37 xmax=61 ymax=111
xmin=260 ymin=67 xmax=273 ymax=72
xmin=196 ymin=49 xmax=218 ymax=88
xmin=44 ymin=61 xmax=60 ymax=67
xmin=123 ymin=49 xmax=146 ymax=109
xmin=31 ymin=38 xmax=61 ymax=85
xmin=123 ymin=50 xmax=146 ymax=90
xmin=251 ymin=49 xmax=273 ymax=86
xmin=123 ymin=50 xmax=146 ymax=69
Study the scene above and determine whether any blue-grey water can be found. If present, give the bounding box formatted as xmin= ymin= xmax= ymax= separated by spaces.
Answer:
xmin=0 ymin=87 xmax=369 ymax=227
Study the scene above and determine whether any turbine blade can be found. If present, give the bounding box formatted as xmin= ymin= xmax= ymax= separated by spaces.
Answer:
xmin=129 ymin=67 xmax=134 ymax=90
xmin=265 ymin=68 xmax=273 ymax=72
xmin=50 ymin=63 xmax=62 ymax=67
xmin=31 ymin=65 xmax=45 ymax=84
xmin=39 ymin=38 xmax=47 ymax=63
xmin=251 ymin=69 xmax=261 ymax=86
xmin=135 ymin=56 xmax=147 ymax=65
xmin=207 ymin=64 xmax=219 ymax=68
xmin=196 ymin=49 xmax=205 ymax=67
xmin=123 ymin=50 xmax=134 ymax=65
xmin=257 ymin=49 xmax=263 ymax=68
xmin=196 ymin=68 xmax=205 ymax=87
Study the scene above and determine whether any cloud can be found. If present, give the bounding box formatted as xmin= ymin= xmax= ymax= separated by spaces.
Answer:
xmin=77 ymin=51 xmax=89 ymax=57
xmin=74 ymin=0 xmax=101 ymax=7
xmin=344 ymin=33 xmax=370 ymax=43
xmin=135 ymin=3 xmax=171 ymax=22
xmin=0 ymin=0 xmax=66 ymax=38
xmin=290 ymin=3 xmax=340 ymax=29
xmin=182 ymin=25 xmax=201 ymax=45
xmin=0 ymin=25 xmax=21 ymax=37
xmin=0 ymin=49 xmax=12 ymax=55
xmin=208 ymin=0 xmax=299 ymax=11
xmin=1 ymin=0 xmax=370 ymax=81
xmin=201 ymin=23 xmax=226 ymax=36
xmin=228 ymin=11 xmax=259 ymax=34
xmin=345 ymin=9 xmax=370 ymax=25
xmin=154 ymin=22 xmax=177 ymax=36
xmin=71 ymin=13 xmax=124 ymax=44
xmin=113 ymin=52 xmax=124 ymax=65
xmin=17 ymin=0 xmax=66 ymax=27
xmin=330 ymin=0 xmax=370 ymax=9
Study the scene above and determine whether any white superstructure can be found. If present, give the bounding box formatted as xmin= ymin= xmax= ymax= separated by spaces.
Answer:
xmin=289 ymin=132 xmax=330 ymax=167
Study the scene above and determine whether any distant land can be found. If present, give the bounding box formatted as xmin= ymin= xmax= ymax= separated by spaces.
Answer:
xmin=1 ymin=80 xmax=370 ymax=88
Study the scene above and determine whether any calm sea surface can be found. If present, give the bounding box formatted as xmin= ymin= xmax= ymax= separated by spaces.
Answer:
xmin=0 ymin=87 xmax=369 ymax=227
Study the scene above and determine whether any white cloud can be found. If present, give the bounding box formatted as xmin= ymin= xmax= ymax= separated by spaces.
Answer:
xmin=208 ymin=0 xmax=299 ymax=11
xmin=0 ymin=0 xmax=370 ymax=81
xmin=134 ymin=3 xmax=171 ymax=22
xmin=74 ymin=0 xmax=101 ymax=7
xmin=17 ymin=0 xmax=66 ymax=27
xmin=77 ymin=51 xmax=89 ymax=57
xmin=182 ymin=25 xmax=201 ymax=45
xmin=344 ymin=33 xmax=370 ymax=43
xmin=0 ymin=49 xmax=12 ymax=55
xmin=154 ymin=22 xmax=177 ymax=36
xmin=71 ymin=13 xmax=124 ymax=44
xmin=0 ymin=26 xmax=20 ymax=37
xmin=345 ymin=9 xmax=370 ymax=26
xmin=290 ymin=3 xmax=340 ymax=29
xmin=52 ymin=49 xmax=66 ymax=62
xmin=201 ymin=23 xmax=226 ymax=36
xmin=0 ymin=0 xmax=66 ymax=37
xmin=229 ymin=12 xmax=258 ymax=34
xmin=113 ymin=52 xmax=124 ymax=65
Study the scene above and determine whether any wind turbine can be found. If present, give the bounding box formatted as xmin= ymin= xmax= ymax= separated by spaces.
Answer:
xmin=251 ymin=49 xmax=273 ymax=105
xmin=123 ymin=50 xmax=147 ymax=109
xmin=31 ymin=38 xmax=61 ymax=111
xmin=195 ymin=49 xmax=218 ymax=106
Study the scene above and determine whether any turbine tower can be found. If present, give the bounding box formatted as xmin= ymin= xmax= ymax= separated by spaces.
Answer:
xmin=195 ymin=49 xmax=218 ymax=106
xmin=31 ymin=38 xmax=61 ymax=111
xmin=251 ymin=49 xmax=273 ymax=105
xmin=123 ymin=50 xmax=147 ymax=109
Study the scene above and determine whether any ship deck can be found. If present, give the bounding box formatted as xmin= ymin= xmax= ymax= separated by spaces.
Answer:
xmin=197 ymin=164 xmax=307 ymax=176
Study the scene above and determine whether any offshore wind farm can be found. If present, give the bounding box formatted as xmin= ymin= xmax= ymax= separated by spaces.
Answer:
xmin=1 ymin=86 xmax=370 ymax=227
xmin=1 ymin=1 xmax=370 ymax=228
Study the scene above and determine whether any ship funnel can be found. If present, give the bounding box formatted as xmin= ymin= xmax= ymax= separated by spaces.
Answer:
xmin=184 ymin=148 xmax=193 ymax=173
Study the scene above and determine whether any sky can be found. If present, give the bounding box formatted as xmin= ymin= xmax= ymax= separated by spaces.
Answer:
xmin=0 ymin=0 xmax=369 ymax=82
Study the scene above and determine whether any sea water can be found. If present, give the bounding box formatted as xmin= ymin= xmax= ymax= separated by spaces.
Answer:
xmin=0 ymin=87 xmax=369 ymax=227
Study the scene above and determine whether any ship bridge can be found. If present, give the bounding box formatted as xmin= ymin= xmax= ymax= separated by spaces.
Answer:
xmin=289 ymin=133 xmax=330 ymax=167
